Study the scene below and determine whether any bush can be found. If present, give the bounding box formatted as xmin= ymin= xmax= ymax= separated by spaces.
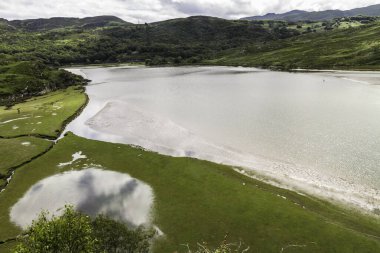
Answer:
xmin=14 ymin=206 xmax=156 ymax=253
xmin=92 ymin=215 xmax=155 ymax=253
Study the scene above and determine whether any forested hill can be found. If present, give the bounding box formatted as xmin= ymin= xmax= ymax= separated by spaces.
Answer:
xmin=2 ymin=14 xmax=374 ymax=66
xmin=0 ymin=16 xmax=302 ymax=66
xmin=5 ymin=16 xmax=129 ymax=31
xmin=208 ymin=19 xmax=380 ymax=70
xmin=242 ymin=4 xmax=380 ymax=22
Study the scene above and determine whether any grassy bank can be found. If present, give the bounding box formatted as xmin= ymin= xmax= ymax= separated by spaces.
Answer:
xmin=0 ymin=86 xmax=86 ymax=190
xmin=1 ymin=133 xmax=379 ymax=253
xmin=0 ymin=86 xmax=87 ymax=139
xmin=0 ymin=137 xmax=53 ymax=187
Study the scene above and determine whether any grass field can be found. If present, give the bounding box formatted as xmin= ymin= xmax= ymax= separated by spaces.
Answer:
xmin=0 ymin=86 xmax=87 ymax=138
xmin=0 ymin=137 xmax=52 ymax=186
xmin=1 ymin=133 xmax=379 ymax=253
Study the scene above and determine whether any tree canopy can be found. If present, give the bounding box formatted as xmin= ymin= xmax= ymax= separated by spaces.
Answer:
xmin=14 ymin=206 xmax=156 ymax=253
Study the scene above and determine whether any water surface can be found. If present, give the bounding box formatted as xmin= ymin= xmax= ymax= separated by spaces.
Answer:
xmin=65 ymin=66 xmax=380 ymax=211
xmin=11 ymin=168 xmax=153 ymax=228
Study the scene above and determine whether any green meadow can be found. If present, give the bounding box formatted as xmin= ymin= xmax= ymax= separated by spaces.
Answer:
xmin=0 ymin=137 xmax=52 ymax=187
xmin=0 ymin=87 xmax=87 ymax=138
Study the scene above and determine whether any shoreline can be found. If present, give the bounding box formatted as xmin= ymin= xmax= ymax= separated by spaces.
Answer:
xmin=0 ymin=87 xmax=89 ymax=193
xmin=65 ymin=66 xmax=380 ymax=217
xmin=64 ymin=60 xmax=380 ymax=73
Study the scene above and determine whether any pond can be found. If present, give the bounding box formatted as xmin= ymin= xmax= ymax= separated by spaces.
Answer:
xmin=11 ymin=168 xmax=153 ymax=228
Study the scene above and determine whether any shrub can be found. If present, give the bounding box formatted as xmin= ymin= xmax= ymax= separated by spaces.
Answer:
xmin=14 ymin=206 xmax=156 ymax=253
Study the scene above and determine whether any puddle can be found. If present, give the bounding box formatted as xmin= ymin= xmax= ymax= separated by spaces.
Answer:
xmin=58 ymin=151 xmax=87 ymax=167
xmin=10 ymin=168 xmax=153 ymax=229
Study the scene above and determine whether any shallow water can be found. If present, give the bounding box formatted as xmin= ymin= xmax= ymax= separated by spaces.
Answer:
xmin=11 ymin=168 xmax=153 ymax=228
xmin=65 ymin=66 xmax=380 ymax=211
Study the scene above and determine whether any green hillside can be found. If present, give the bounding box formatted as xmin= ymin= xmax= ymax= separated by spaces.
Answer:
xmin=0 ymin=61 xmax=87 ymax=106
xmin=7 ymin=16 xmax=129 ymax=31
xmin=208 ymin=20 xmax=380 ymax=70
xmin=1 ymin=14 xmax=377 ymax=68
xmin=0 ymin=16 xmax=303 ymax=65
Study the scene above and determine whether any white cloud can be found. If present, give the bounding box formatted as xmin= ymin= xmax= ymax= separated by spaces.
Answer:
xmin=0 ymin=0 xmax=380 ymax=23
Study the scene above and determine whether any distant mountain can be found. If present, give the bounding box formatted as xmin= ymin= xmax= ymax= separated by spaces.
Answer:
xmin=242 ymin=4 xmax=380 ymax=22
xmin=7 ymin=16 xmax=130 ymax=31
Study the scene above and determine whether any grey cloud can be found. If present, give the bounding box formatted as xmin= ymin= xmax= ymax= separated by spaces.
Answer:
xmin=170 ymin=2 xmax=205 ymax=15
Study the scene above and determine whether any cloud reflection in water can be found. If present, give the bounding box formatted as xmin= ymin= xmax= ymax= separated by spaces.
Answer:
xmin=10 ymin=168 xmax=153 ymax=229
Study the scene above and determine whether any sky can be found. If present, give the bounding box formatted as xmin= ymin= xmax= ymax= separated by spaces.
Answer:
xmin=1 ymin=0 xmax=380 ymax=23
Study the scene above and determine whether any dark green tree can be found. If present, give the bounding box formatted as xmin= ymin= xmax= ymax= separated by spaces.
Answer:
xmin=92 ymin=215 xmax=155 ymax=253
xmin=14 ymin=206 xmax=156 ymax=253
xmin=15 ymin=206 xmax=96 ymax=253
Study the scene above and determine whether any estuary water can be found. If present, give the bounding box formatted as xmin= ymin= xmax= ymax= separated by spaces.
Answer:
xmin=66 ymin=66 xmax=380 ymax=212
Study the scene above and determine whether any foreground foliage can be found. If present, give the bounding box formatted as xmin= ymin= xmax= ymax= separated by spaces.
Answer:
xmin=14 ymin=206 xmax=155 ymax=253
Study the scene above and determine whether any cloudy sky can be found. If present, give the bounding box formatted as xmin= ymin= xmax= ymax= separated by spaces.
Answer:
xmin=1 ymin=0 xmax=380 ymax=23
